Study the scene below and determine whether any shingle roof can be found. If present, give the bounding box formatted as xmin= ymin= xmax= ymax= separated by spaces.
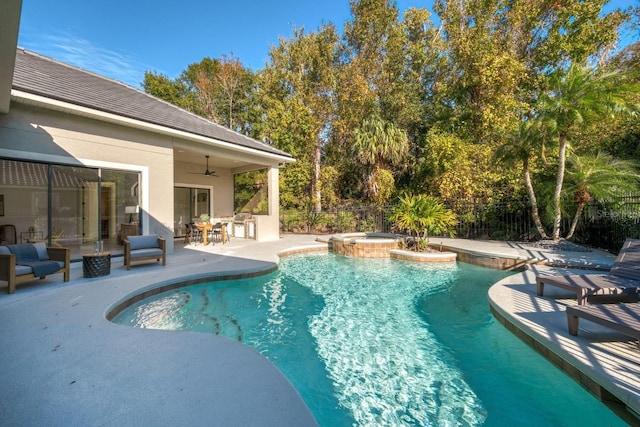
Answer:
xmin=11 ymin=49 xmax=292 ymax=159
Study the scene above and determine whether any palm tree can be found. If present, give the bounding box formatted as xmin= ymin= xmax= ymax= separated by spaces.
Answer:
xmin=390 ymin=193 xmax=457 ymax=250
xmin=564 ymin=152 xmax=639 ymax=240
xmin=538 ymin=64 xmax=640 ymax=240
xmin=495 ymin=120 xmax=550 ymax=239
xmin=353 ymin=114 xmax=409 ymax=202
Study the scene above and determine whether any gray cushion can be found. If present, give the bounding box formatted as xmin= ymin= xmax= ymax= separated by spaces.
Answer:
xmin=128 ymin=235 xmax=160 ymax=250
xmin=15 ymin=265 xmax=33 ymax=275
xmin=0 ymin=246 xmax=10 ymax=255
xmin=130 ymin=248 xmax=163 ymax=259
xmin=32 ymin=242 xmax=49 ymax=260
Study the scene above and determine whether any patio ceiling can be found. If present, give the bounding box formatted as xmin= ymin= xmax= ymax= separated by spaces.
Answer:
xmin=173 ymin=144 xmax=284 ymax=173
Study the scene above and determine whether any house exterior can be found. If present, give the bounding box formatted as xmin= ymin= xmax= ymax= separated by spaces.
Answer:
xmin=0 ymin=2 xmax=294 ymax=259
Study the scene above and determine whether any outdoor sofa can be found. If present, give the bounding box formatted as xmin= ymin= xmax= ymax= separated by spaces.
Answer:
xmin=0 ymin=242 xmax=70 ymax=294
xmin=123 ymin=234 xmax=166 ymax=270
xmin=536 ymin=238 xmax=640 ymax=305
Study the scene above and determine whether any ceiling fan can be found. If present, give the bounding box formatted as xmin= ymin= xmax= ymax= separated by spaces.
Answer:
xmin=190 ymin=155 xmax=218 ymax=177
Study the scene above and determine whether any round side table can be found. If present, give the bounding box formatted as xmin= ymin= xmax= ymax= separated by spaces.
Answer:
xmin=83 ymin=252 xmax=111 ymax=278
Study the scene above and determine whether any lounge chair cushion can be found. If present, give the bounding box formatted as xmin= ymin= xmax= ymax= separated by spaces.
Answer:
xmin=128 ymin=235 xmax=160 ymax=250
xmin=11 ymin=261 xmax=64 ymax=277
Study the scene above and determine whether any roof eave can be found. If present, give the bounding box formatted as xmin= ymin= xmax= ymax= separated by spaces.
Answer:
xmin=10 ymin=89 xmax=296 ymax=165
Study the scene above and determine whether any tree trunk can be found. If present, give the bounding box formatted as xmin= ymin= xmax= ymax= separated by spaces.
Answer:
xmin=565 ymin=202 xmax=585 ymax=240
xmin=523 ymin=160 xmax=548 ymax=239
xmin=552 ymin=134 xmax=568 ymax=240
xmin=312 ymin=141 xmax=322 ymax=213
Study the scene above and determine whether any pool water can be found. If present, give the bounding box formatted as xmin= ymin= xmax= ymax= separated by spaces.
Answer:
xmin=112 ymin=253 xmax=625 ymax=426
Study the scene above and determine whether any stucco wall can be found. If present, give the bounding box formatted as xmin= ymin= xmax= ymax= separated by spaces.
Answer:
xmin=0 ymin=102 xmax=175 ymax=252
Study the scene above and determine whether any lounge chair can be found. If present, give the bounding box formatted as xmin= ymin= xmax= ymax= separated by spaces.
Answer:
xmin=536 ymin=238 xmax=640 ymax=305
xmin=566 ymin=303 xmax=640 ymax=345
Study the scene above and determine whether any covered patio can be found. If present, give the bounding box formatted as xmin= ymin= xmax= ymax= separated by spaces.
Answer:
xmin=0 ymin=46 xmax=293 ymax=261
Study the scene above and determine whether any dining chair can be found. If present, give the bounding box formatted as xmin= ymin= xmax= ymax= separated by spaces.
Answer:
xmin=188 ymin=223 xmax=202 ymax=245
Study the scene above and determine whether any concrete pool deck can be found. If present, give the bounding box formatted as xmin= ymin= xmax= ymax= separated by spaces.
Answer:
xmin=0 ymin=235 xmax=638 ymax=425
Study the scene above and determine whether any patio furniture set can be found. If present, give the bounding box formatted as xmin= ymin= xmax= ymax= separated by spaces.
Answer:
xmin=185 ymin=222 xmax=228 ymax=246
xmin=0 ymin=232 xmax=166 ymax=293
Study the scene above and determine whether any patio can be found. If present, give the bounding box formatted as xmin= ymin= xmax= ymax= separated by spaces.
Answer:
xmin=0 ymin=236 xmax=638 ymax=425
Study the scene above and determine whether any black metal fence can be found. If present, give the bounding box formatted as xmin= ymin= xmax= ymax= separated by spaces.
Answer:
xmin=280 ymin=205 xmax=395 ymax=235
xmin=578 ymin=193 xmax=640 ymax=253
xmin=280 ymin=193 xmax=640 ymax=253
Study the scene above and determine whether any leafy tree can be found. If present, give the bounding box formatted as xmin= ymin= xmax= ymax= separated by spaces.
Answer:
xmin=434 ymin=0 xmax=527 ymax=143
xmin=433 ymin=0 xmax=628 ymax=145
xmin=420 ymin=129 xmax=512 ymax=203
xmin=260 ymin=25 xmax=339 ymax=212
xmin=333 ymin=0 xmax=409 ymax=183
xmin=144 ymin=56 xmax=257 ymax=134
xmin=185 ymin=55 xmax=257 ymax=133
xmin=142 ymin=71 xmax=197 ymax=111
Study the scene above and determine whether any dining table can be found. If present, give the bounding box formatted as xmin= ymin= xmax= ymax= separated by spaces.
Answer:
xmin=196 ymin=222 xmax=213 ymax=245
xmin=196 ymin=222 xmax=228 ymax=245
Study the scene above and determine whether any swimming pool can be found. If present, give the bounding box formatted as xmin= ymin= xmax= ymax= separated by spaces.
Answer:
xmin=112 ymin=253 xmax=625 ymax=426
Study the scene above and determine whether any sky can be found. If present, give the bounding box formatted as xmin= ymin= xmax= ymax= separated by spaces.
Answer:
xmin=17 ymin=0 xmax=637 ymax=89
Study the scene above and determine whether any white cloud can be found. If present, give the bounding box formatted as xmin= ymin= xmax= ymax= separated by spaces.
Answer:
xmin=20 ymin=30 xmax=152 ymax=89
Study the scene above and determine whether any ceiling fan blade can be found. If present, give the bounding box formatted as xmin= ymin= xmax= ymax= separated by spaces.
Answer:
xmin=189 ymin=155 xmax=218 ymax=176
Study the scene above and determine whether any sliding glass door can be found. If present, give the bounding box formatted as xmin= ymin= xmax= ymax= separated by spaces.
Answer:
xmin=0 ymin=159 xmax=141 ymax=260
xmin=174 ymin=187 xmax=211 ymax=237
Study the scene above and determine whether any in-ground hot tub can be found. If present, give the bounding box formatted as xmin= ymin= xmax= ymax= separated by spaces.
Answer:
xmin=330 ymin=232 xmax=402 ymax=258
xmin=328 ymin=232 xmax=458 ymax=262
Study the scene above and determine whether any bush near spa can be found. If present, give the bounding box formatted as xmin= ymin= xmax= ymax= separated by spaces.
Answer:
xmin=390 ymin=193 xmax=457 ymax=251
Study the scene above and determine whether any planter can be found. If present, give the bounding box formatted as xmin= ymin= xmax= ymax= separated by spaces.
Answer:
xmin=390 ymin=249 xmax=457 ymax=263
